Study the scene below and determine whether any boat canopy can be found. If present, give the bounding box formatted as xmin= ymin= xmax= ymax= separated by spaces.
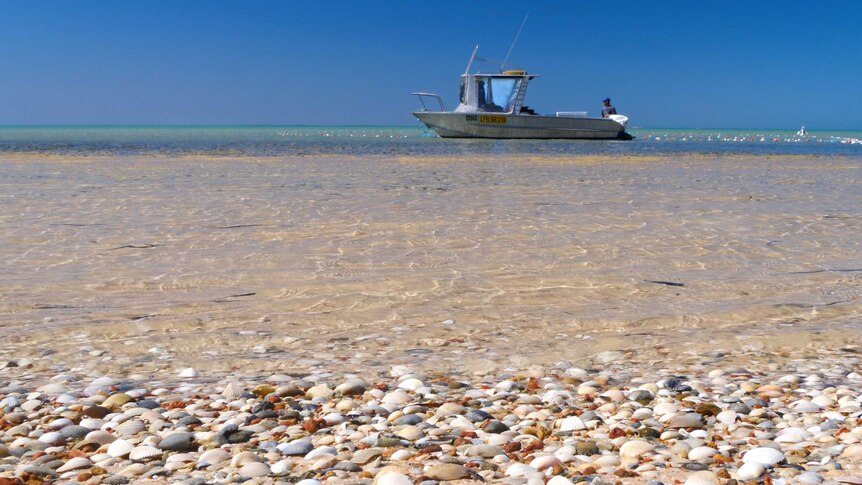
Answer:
xmin=454 ymin=72 xmax=535 ymax=114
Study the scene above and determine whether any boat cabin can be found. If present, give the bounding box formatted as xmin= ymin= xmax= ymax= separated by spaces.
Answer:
xmin=454 ymin=71 xmax=536 ymax=115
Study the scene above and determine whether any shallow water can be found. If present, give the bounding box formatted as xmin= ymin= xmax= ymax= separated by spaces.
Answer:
xmin=1 ymin=125 xmax=861 ymax=158
xmin=1 ymin=128 xmax=861 ymax=374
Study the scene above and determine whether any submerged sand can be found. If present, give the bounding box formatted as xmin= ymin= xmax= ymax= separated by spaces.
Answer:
xmin=0 ymin=153 xmax=860 ymax=377
xmin=2 ymin=153 xmax=862 ymax=484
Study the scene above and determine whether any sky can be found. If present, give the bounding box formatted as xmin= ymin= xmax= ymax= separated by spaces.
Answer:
xmin=1 ymin=1 xmax=860 ymax=129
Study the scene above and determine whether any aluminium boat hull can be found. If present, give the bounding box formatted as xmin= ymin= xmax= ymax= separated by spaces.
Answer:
xmin=414 ymin=112 xmax=632 ymax=140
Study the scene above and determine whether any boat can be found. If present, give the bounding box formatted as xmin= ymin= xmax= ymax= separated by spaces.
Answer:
xmin=797 ymin=126 xmax=807 ymax=136
xmin=412 ymin=48 xmax=632 ymax=140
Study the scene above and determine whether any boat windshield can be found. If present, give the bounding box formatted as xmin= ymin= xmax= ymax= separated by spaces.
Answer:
xmin=476 ymin=77 xmax=520 ymax=113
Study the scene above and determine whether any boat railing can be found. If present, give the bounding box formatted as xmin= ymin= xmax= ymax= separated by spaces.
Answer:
xmin=411 ymin=93 xmax=446 ymax=112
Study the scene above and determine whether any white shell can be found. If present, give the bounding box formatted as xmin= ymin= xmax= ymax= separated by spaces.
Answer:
xmin=141 ymin=435 xmax=160 ymax=446
xmin=667 ymin=413 xmax=703 ymax=428
xmin=792 ymin=400 xmax=822 ymax=413
xmin=390 ymin=450 xmax=412 ymax=461
xmin=178 ymin=367 xmax=199 ymax=378
xmin=271 ymin=459 xmax=293 ymax=475
xmin=89 ymin=453 xmax=112 ymax=464
xmin=742 ymin=446 xmax=785 ymax=465
xmin=398 ymin=378 xmax=424 ymax=391
xmin=166 ymin=453 xmax=195 ymax=463
xmin=559 ymin=416 xmax=586 ymax=431
xmin=198 ymin=448 xmax=231 ymax=465
xmin=107 ymin=439 xmax=135 ymax=458
xmin=841 ymin=444 xmax=862 ymax=459
xmin=80 ymin=418 xmax=106 ymax=430
xmin=91 ymin=376 xmax=118 ymax=387
xmin=56 ymin=457 xmax=92 ymax=472
xmin=117 ymin=463 xmax=148 ymax=476
xmin=812 ymin=395 xmax=835 ymax=407
xmin=129 ymin=445 xmax=162 ymax=461
xmin=305 ymin=446 xmax=338 ymax=460
xmin=547 ymin=477 xmax=576 ymax=485
xmin=775 ymin=427 xmax=810 ymax=443
xmin=737 ymin=461 xmax=765 ymax=480
xmin=506 ymin=463 xmax=539 ymax=477
xmin=164 ymin=461 xmax=188 ymax=472
xmin=38 ymin=383 xmax=66 ymax=394
xmin=139 ymin=411 xmax=163 ymax=423
xmin=322 ymin=413 xmax=345 ymax=425
xmin=84 ymin=430 xmax=116 ymax=445
xmin=653 ymin=402 xmax=679 ymax=415
xmin=592 ymin=454 xmax=622 ymax=467
xmin=10 ymin=437 xmax=31 ymax=448
xmin=688 ymin=446 xmax=718 ymax=461
xmin=222 ymin=382 xmax=242 ymax=400
xmin=238 ymin=462 xmax=270 ymax=478
xmin=231 ymin=450 xmax=264 ymax=468
xmin=631 ymin=407 xmax=654 ymax=420
xmin=381 ymin=390 xmax=411 ymax=404
xmin=46 ymin=418 xmax=74 ymax=430
xmin=600 ymin=389 xmax=626 ymax=402
xmin=529 ymin=454 xmax=561 ymax=470
xmin=375 ymin=472 xmax=412 ymax=485
xmin=619 ymin=440 xmax=655 ymax=458
xmin=683 ymin=470 xmax=719 ymax=485
xmin=716 ymin=410 xmax=737 ymax=425
xmin=37 ymin=431 xmax=64 ymax=444
xmin=116 ymin=420 xmax=146 ymax=436
xmin=796 ymin=471 xmax=824 ymax=484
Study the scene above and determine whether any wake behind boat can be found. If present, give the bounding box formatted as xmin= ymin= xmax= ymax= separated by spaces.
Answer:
xmin=412 ymin=48 xmax=633 ymax=140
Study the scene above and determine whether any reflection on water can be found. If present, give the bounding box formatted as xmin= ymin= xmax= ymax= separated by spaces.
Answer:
xmin=1 ymin=151 xmax=861 ymax=373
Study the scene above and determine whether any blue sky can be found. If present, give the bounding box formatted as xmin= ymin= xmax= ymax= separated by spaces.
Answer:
xmin=1 ymin=1 xmax=859 ymax=129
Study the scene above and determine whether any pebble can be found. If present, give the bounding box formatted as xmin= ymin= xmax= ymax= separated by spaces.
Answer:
xmin=158 ymin=432 xmax=196 ymax=452
xmin=425 ymin=463 xmax=470 ymax=480
xmin=0 ymin=353 xmax=858 ymax=485
xmin=468 ymin=444 xmax=504 ymax=457
xmin=238 ymin=461 xmax=271 ymax=477
xmin=575 ymin=440 xmax=600 ymax=455
xmin=278 ymin=439 xmax=314 ymax=456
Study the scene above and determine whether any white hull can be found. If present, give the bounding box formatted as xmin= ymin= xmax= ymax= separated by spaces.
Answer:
xmin=414 ymin=112 xmax=632 ymax=140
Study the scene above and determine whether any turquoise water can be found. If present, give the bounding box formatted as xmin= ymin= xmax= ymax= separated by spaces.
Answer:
xmin=0 ymin=125 xmax=860 ymax=157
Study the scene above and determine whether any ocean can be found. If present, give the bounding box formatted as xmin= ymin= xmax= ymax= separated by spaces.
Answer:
xmin=1 ymin=125 xmax=861 ymax=373
xmin=0 ymin=125 xmax=860 ymax=157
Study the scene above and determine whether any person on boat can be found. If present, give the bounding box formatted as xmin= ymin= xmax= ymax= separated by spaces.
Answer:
xmin=601 ymin=98 xmax=617 ymax=118
xmin=477 ymin=79 xmax=504 ymax=112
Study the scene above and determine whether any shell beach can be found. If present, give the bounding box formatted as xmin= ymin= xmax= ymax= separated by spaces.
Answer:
xmin=2 ymin=139 xmax=862 ymax=484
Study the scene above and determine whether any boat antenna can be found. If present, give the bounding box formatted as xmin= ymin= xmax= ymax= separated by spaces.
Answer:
xmin=501 ymin=13 xmax=529 ymax=72
xmin=464 ymin=44 xmax=479 ymax=75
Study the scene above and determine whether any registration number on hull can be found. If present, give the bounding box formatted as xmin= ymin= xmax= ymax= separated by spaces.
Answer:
xmin=466 ymin=115 xmax=507 ymax=124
